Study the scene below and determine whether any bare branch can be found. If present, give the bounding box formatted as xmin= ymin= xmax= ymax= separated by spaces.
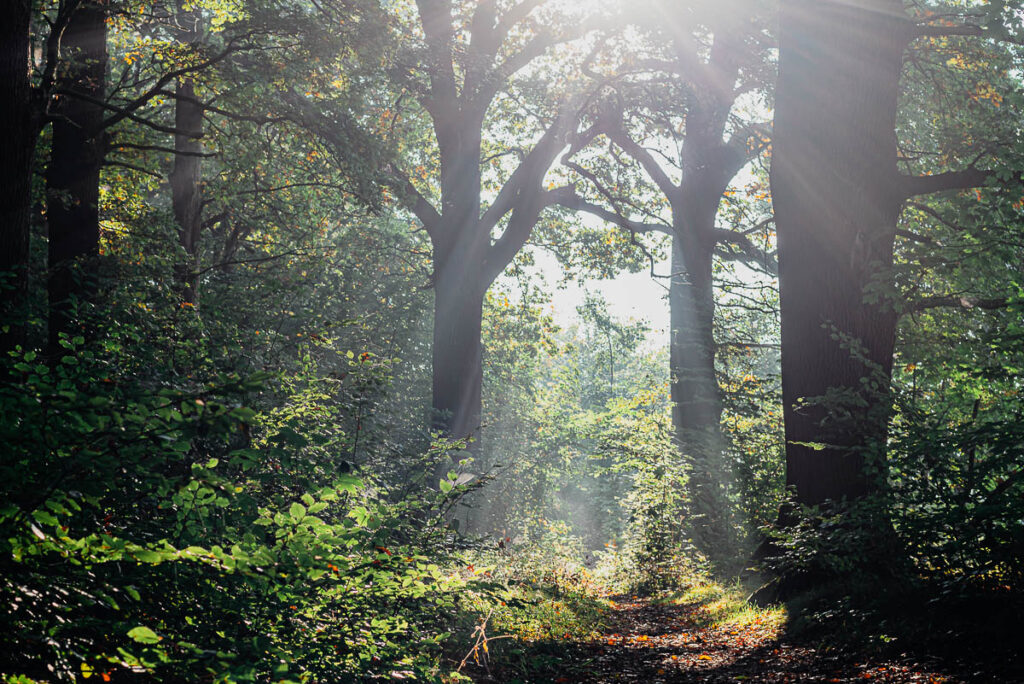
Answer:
xmin=603 ymin=122 xmax=678 ymax=199
xmin=102 ymin=160 xmax=163 ymax=179
xmin=482 ymin=185 xmax=560 ymax=285
xmin=415 ymin=0 xmax=458 ymax=102
xmin=479 ymin=103 xmax=574 ymax=231
xmin=913 ymin=22 xmax=984 ymax=39
xmin=895 ymin=228 xmax=938 ymax=245
xmin=95 ymin=35 xmax=256 ymax=132
xmin=111 ymin=141 xmax=217 ymax=157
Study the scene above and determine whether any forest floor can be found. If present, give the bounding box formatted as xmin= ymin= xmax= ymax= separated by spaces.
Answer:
xmin=468 ymin=588 xmax=979 ymax=683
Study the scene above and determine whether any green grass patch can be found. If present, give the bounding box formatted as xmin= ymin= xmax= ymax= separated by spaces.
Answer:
xmin=661 ymin=576 xmax=786 ymax=631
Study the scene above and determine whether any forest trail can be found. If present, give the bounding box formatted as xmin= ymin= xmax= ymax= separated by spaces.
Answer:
xmin=486 ymin=594 xmax=963 ymax=683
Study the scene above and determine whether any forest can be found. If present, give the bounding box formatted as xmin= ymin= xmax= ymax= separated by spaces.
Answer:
xmin=1 ymin=0 xmax=1023 ymax=681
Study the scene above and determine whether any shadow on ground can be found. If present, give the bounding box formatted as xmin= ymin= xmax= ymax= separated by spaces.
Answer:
xmin=462 ymin=594 xmax=1018 ymax=683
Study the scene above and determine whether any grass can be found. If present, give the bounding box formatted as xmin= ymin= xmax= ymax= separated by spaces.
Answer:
xmin=659 ymin=576 xmax=787 ymax=631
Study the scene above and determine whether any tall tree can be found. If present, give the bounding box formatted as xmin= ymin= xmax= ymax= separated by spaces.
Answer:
xmin=771 ymin=0 xmax=1008 ymax=507
xmin=45 ymin=0 xmax=109 ymax=351
xmin=0 ymin=1 xmax=81 ymax=355
xmin=170 ymin=0 xmax=205 ymax=306
xmin=384 ymin=0 xmax=595 ymax=444
xmin=0 ymin=1 xmax=38 ymax=354
xmin=558 ymin=0 xmax=774 ymax=560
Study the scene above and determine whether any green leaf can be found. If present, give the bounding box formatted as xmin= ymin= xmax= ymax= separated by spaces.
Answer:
xmin=127 ymin=626 xmax=160 ymax=644
xmin=133 ymin=549 xmax=164 ymax=564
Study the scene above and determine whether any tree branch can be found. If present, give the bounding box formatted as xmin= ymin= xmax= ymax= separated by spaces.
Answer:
xmin=914 ymin=22 xmax=985 ymax=39
xmin=96 ymin=35 xmax=255 ymax=133
xmin=899 ymin=167 xmax=993 ymax=198
xmin=602 ymin=121 xmax=678 ymax=199
xmin=111 ymin=141 xmax=217 ymax=157
xmin=554 ymin=190 xmax=671 ymax=236
xmin=479 ymin=103 xmax=574 ymax=232
xmin=386 ymin=167 xmax=442 ymax=235
xmin=906 ymin=294 xmax=1010 ymax=313
xmin=714 ymin=228 xmax=778 ymax=275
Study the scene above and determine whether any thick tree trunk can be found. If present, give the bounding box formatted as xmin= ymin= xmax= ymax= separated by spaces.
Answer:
xmin=45 ymin=0 xmax=108 ymax=352
xmin=431 ymin=213 xmax=488 ymax=443
xmin=432 ymin=269 xmax=485 ymax=442
xmin=431 ymin=112 xmax=488 ymax=445
xmin=670 ymin=235 xmax=730 ymax=552
xmin=0 ymin=1 xmax=38 ymax=355
xmin=171 ymin=2 xmax=204 ymax=306
xmin=772 ymin=0 xmax=905 ymax=507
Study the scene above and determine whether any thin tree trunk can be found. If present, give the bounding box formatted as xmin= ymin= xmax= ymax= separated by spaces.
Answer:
xmin=1 ymin=0 xmax=39 ymax=356
xmin=772 ymin=0 xmax=904 ymax=507
xmin=669 ymin=81 xmax=745 ymax=562
xmin=171 ymin=0 xmax=203 ymax=306
xmin=45 ymin=0 xmax=108 ymax=352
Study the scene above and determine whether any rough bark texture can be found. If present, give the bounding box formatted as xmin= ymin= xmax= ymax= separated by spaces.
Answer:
xmin=46 ymin=0 xmax=108 ymax=352
xmin=0 ymin=0 xmax=38 ymax=354
xmin=171 ymin=2 xmax=204 ymax=305
xmin=432 ymin=254 xmax=486 ymax=441
xmin=772 ymin=0 xmax=906 ymax=506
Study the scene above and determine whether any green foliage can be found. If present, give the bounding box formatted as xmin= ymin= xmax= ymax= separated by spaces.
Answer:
xmin=0 ymin=318 xmax=476 ymax=682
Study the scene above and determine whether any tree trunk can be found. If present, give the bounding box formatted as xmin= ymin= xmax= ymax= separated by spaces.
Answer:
xmin=669 ymin=82 xmax=745 ymax=561
xmin=45 ymin=0 xmax=108 ymax=352
xmin=171 ymin=1 xmax=204 ymax=306
xmin=0 ymin=0 xmax=38 ymax=355
xmin=430 ymin=111 xmax=488 ymax=445
xmin=431 ymin=220 xmax=487 ymax=444
xmin=670 ymin=212 xmax=733 ymax=559
xmin=772 ymin=0 xmax=904 ymax=507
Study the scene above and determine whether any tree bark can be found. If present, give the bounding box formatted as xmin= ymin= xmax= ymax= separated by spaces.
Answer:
xmin=170 ymin=0 xmax=204 ymax=306
xmin=772 ymin=0 xmax=905 ymax=506
xmin=429 ymin=110 xmax=487 ymax=443
xmin=432 ymin=259 xmax=485 ymax=441
xmin=0 ymin=0 xmax=39 ymax=355
xmin=669 ymin=230 xmax=731 ymax=554
xmin=667 ymin=42 xmax=747 ymax=560
xmin=45 ymin=0 xmax=108 ymax=352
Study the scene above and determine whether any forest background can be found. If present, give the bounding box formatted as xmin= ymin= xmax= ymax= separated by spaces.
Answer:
xmin=2 ymin=0 xmax=1023 ymax=681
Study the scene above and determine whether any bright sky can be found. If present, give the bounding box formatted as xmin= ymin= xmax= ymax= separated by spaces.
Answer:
xmin=518 ymin=247 xmax=672 ymax=342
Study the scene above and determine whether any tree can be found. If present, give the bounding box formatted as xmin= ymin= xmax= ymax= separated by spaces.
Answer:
xmin=0 ymin=1 xmax=84 ymax=355
xmin=771 ymin=0 xmax=1012 ymax=507
xmin=45 ymin=0 xmax=109 ymax=351
xmin=558 ymin=0 xmax=775 ymax=560
xmin=0 ymin=1 xmax=39 ymax=355
xmin=381 ymin=0 xmax=599 ymax=445
xmin=170 ymin=0 xmax=205 ymax=305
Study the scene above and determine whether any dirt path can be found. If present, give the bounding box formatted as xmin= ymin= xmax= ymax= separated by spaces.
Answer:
xmin=489 ymin=595 xmax=967 ymax=683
